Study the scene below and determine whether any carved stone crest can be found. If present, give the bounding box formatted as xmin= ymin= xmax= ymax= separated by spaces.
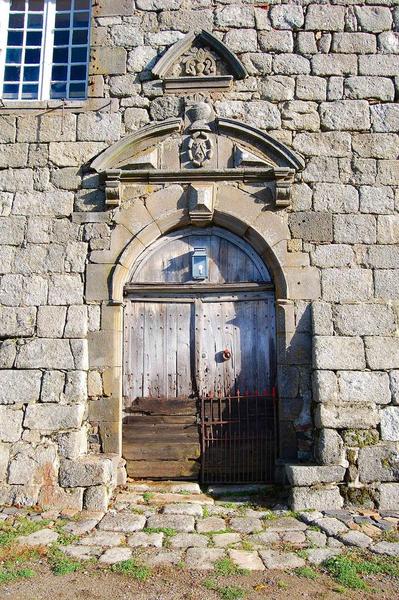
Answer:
xmin=188 ymin=131 xmax=213 ymax=167
xmin=181 ymin=47 xmax=216 ymax=77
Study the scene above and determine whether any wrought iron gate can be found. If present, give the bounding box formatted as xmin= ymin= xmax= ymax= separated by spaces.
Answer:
xmin=200 ymin=390 xmax=277 ymax=484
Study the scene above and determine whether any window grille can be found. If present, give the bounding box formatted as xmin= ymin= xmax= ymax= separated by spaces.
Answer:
xmin=0 ymin=0 xmax=91 ymax=101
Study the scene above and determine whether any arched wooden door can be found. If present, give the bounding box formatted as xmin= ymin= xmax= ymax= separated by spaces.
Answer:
xmin=123 ymin=227 xmax=276 ymax=482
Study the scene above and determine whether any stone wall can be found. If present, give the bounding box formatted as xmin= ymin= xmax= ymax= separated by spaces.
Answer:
xmin=0 ymin=0 xmax=398 ymax=510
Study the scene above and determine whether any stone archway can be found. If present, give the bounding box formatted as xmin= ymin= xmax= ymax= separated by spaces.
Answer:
xmin=85 ymin=182 xmax=319 ymax=474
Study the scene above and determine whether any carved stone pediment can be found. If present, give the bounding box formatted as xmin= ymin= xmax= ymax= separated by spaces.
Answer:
xmin=91 ymin=110 xmax=305 ymax=211
xmin=151 ymin=30 xmax=247 ymax=93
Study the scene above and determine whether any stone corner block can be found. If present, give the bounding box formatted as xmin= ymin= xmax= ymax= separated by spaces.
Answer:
xmin=285 ymin=464 xmax=345 ymax=487
xmin=290 ymin=486 xmax=343 ymax=511
xmin=59 ymin=455 xmax=114 ymax=488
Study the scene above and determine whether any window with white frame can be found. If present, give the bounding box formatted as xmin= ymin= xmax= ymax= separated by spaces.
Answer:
xmin=0 ymin=0 xmax=91 ymax=101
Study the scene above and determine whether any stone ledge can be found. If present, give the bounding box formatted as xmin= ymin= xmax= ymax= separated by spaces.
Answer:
xmin=285 ymin=464 xmax=346 ymax=487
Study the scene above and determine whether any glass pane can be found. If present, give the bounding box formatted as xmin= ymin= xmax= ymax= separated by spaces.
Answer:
xmin=26 ymin=31 xmax=42 ymax=45
xmin=54 ymin=30 xmax=70 ymax=45
xmin=53 ymin=47 xmax=69 ymax=63
xmin=56 ymin=0 xmax=72 ymax=9
xmin=72 ymin=29 xmax=87 ymax=44
xmin=23 ymin=66 xmax=40 ymax=81
xmin=10 ymin=0 xmax=25 ymax=10
xmin=75 ymin=0 xmax=90 ymax=9
xmin=73 ymin=12 xmax=89 ymax=27
xmin=22 ymin=84 xmax=39 ymax=99
xmin=70 ymin=64 xmax=86 ymax=80
xmin=2 ymin=84 xmax=19 ymax=99
xmin=27 ymin=13 xmax=43 ymax=28
xmin=52 ymin=65 xmax=68 ymax=80
xmin=50 ymin=81 xmax=67 ymax=98
xmin=4 ymin=66 xmax=20 ymax=82
xmin=9 ymin=13 xmax=25 ymax=28
xmin=55 ymin=13 xmax=71 ymax=28
xmin=25 ymin=48 xmax=41 ymax=64
xmin=68 ymin=81 xmax=86 ymax=98
xmin=7 ymin=31 xmax=24 ymax=46
xmin=6 ymin=48 xmax=23 ymax=64
xmin=28 ymin=0 xmax=44 ymax=11
xmin=71 ymin=47 xmax=87 ymax=62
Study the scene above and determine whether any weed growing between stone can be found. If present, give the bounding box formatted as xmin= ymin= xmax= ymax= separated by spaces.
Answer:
xmin=111 ymin=559 xmax=151 ymax=581
xmin=47 ymin=546 xmax=83 ymax=576
xmin=214 ymin=557 xmax=249 ymax=576
xmin=294 ymin=566 xmax=319 ymax=580
xmin=0 ymin=517 xmax=51 ymax=547
xmin=322 ymin=552 xmax=399 ymax=590
xmin=203 ymin=577 xmax=246 ymax=600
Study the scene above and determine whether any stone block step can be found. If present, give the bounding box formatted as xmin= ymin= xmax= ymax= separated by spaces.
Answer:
xmin=207 ymin=484 xmax=269 ymax=497
xmin=126 ymin=480 xmax=201 ymax=494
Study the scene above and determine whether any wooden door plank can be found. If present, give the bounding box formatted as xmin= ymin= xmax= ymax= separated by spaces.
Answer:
xmin=126 ymin=460 xmax=200 ymax=479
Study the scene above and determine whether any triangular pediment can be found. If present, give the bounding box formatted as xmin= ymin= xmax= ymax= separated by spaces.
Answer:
xmin=152 ymin=30 xmax=247 ymax=92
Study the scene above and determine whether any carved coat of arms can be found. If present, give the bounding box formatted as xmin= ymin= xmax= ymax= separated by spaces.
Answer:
xmin=188 ymin=131 xmax=213 ymax=167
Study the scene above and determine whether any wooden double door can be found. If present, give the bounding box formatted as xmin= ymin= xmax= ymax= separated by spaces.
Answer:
xmin=123 ymin=291 xmax=276 ymax=481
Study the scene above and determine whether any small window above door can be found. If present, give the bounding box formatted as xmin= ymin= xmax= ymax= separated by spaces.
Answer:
xmin=129 ymin=227 xmax=272 ymax=286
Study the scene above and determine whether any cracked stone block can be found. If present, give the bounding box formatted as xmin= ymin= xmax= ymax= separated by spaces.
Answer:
xmin=259 ymin=550 xmax=305 ymax=570
xmin=196 ymin=517 xmax=226 ymax=533
xmin=230 ymin=517 xmax=263 ymax=534
xmin=16 ymin=529 xmax=59 ymax=546
xmin=229 ymin=550 xmax=265 ymax=571
xmin=128 ymin=532 xmax=163 ymax=548
xmin=98 ymin=511 xmax=146 ymax=533
xmin=99 ymin=547 xmax=132 ymax=564
xmin=146 ymin=514 xmax=195 ymax=533
xmin=59 ymin=456 xmax=113 ymax=488
xmin=185 ymin=547 xmax=225 ymax=570
xmin=306 ymin=547 xmax=341 ymax=565
xmin=169 ymin=533 xmax=208 ymax=549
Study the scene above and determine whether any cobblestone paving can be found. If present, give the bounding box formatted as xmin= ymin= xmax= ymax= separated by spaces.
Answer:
xmin=2 ymin=482 xmax=399 ymax=571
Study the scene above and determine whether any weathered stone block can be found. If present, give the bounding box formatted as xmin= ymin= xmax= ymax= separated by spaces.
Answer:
xmin=274 ymin=55 xmax=310 ymax=76
xmin=94 ymin=0 xmax=135 ymax=16
xmin=49 ymin=142 xmax=107 ymax=167
xmin=259 ymin=76 xmax=294 ymax=102
xmin=353 ymin=134 xmax=398 ymax=160
xmin=322 ymin=269 xmax=373 ymax=302
xmin=313 ymin=336 xmax=366 ymax=370
xmin=338 ymin=371 xmax=390 ymax=405
xmin=312 ymin=54 xmax=357 ymax=76
xmin=358 ymin=444 xmax=399 ymax=483
xmin=334 ymin=214 xmax=376 ymax=244
xmin=370 ymin=104 xmax=399 ymax=133
xmin=16 ymin=339 xmax=74 ymax=369
xmin=359 ymin=55 xmax=399 ymax=77
xmin=315 ymin=429 xmax=346 ymax=466
xmin=0 ymin=407 xmax=23 ymax=442
xmin=59 ymin=456 xmax=113 ymax=488
xmin=355 ymin=6 xmax=392 ymax=32
xmin=333 ymin=33 xmax=376 ymax=54
xmin=375 ymin=270 xmax=399 ymax=300
xmin=315 ymin=403 xmax=379 ymax=429
xmin=84 ymin=485 xmax=111 ymax=511
xmin=77 ymin=113 xmax=121 ymax=143
xmin=0 ymin=307 xmax=36 ymax=337
xmin=57 ymin=430 xmax=88 ymax=460
xmin=224 ymin=29 xmax=257 ymax=53
xmin=270 ymin=5 xmax=304 ymax=30
xmin=334 ymin=304 xmax=395 ymax=336
xmin=289 ymin=212 xmax=332 ymax=242
xmin=48 ymin=275 xmax=83 ymax=305
xmin=314 ymin=183 xmax=358 ymax=213
xmin=320 ymin=101 xmax=370 ymax=131
xmin=293 ymin=133 xmax=350 ymax=158
xmin=380 ymin=407 xmax=399 ymax=442
xmin=312 ymin=301 xmax=333 ymax=336
xmin=0 ymin=144 xmax=28 ymax=168
xmin=0 ymin=370 xmax=41 ymax=406
xmin=360 ymin=186 xmax=394 ymax=214
xmin=365 ymin=337 xmax=399 ymax=370
xmin=90 ymin=47 xmax=126 ymax=75
xmin=295 ymin=76 xmax=326 ymax=101
xmin=345 ymin=77 xmax=395 ymax=102
xmin=379 ymin=484 xmax=399 ymax=510
xmin=259 ymin=31 xmax=293 ymax=53
xmin=37 ymin=306 xmax=67 ymax=338
xmin=311 ymin=245 xmax=355 ymax=268
xmin=286 ymin=465 xmax=345 ymax=486
xmin=290 ymin=486 xmax=343 ymax=510
xmin=24 ymin=404 xmax=85 ymax=432
xmin=0 ymin=116 xmax=16 ymax=143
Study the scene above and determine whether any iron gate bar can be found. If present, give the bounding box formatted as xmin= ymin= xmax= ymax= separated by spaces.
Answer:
xmin=200 ymin=390 xmax=277 ymax=484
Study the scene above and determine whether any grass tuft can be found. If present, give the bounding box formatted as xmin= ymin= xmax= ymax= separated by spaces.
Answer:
xmin=323 ymin=555 xmax=367 ymax=590
xmin=294 ymin=566 xmax=319 ymax=580
xmin=0 ymin=516 xmax=52 ymax=547
xmin=111 ymin=558 xmax=151 ymax=581
xmin=218 ymin=585 xmax=246 ymax=600
xmin=47 ymin=546 xmax=82 ymax=576
xmin=0 ymin=566 xmax=35 ymax=585
xmin=214 ymin=557 xmax=248 ymax=576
